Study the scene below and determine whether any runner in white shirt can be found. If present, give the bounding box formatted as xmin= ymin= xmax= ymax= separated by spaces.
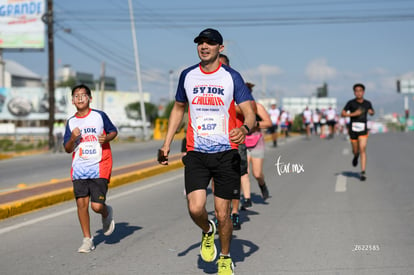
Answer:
xmin=279 ymin=110 xmax=289 ymax=139
xmin=325 ymin=106 xmax=337 ymax=138
xmin=312 ymin=109 xmax=320 ymax=135
xmin=157 ymin=28 xmax=256 ymax=274
xmin=268 ymin=101 xmax=280 ymax=147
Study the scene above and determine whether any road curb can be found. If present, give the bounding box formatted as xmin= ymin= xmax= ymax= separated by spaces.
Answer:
xmin=0 ymin=159 xmax=184 ymax=220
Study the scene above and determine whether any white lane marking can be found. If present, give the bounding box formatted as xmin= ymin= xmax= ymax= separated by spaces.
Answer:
xmin=335 ymin=174 xmax=347 ymax=192
xmin=0 ymin=174 xmax=183 ymax=235
xmin=342 ymin=148 xmax=350 ymax=155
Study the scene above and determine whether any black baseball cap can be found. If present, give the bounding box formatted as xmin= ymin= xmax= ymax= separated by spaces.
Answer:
xmin=194 ymin=28 xmax=223 ymax=45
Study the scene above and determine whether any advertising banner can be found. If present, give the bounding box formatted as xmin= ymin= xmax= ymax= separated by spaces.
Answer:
xmin=0 ymin=87 xmax=150 ymax=127
xmin=0 ymin=87 xmax=68 ymax=120
xmin=0 ymin=0 xmax=45 ymax=49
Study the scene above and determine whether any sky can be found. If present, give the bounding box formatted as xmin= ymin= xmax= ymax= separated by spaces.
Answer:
xmin=3 ymin=0 xmax=414 ymax=115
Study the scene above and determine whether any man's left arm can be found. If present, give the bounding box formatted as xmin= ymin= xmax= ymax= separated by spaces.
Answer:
xmin=229 ymin=100 xmax=256 ymax=144
xmin=368 ymin=107 xmax=375 ymax=116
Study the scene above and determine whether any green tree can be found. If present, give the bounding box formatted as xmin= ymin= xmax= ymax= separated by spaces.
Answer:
xmin=162 ymin=101 xmax=188 ymax=118
xmin=56 ymin=77 xmax=77 ymax=88
xmin=291 ymin=114 xmax=304 ymax=133
xmin=125 ymin=102 xmax=159 ymax=125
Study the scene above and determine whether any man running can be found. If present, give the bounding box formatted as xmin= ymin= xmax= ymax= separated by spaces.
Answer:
xmin=158 ymin=28 xmax=256 ymax=274
xmin=341 ymin=83 xmax=375 ymax=181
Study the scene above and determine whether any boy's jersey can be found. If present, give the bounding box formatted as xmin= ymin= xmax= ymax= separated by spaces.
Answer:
xmin=63 ymin=109 xmax=117 ymax=180
xmin=176 ymin=63 xmax=253 ymax=153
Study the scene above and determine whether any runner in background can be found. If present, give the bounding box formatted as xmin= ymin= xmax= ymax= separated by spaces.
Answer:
xmin=326 ymin=105 xmax=337 ymax=139
xmin=243 ymin=83 xmax=272 ymax=202
xmin=302 ymin=106 xmax=312 ymax=139
xmin=312 ymin=108 xmax=320 ymax=136
xmin=341 ymin=83 xmax=375 ymax=181
xmin=268 ymin=101 xmax=280 ymax=147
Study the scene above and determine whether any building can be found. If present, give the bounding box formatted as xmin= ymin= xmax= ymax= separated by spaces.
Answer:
xmin=282 ymin=97 xmax=337 ymax=117
xmin=2 ymin=59 xmax=43 ymax=88
xmin=57 ymin=64 xmax=117 ymax=90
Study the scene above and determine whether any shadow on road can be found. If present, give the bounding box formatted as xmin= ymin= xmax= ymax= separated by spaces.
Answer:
xmin=340 ymin=171 xmax=361 ymax=180
xmin=94 ymin=222 xmax=142 ymax=247
xmin=177 ymin=233 xmax=259 ymax=274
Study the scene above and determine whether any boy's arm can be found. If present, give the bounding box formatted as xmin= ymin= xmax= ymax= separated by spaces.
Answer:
xmin=64 ymin=127 xmax=81 ymax=153
xmin=99 ymin=131 xmax=117 ymax=144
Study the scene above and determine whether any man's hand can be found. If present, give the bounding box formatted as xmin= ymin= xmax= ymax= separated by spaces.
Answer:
xmin=229 ymin=127 xmax=247 ymax=144
xmin=158 ymin=148 xmax=170 ymax=165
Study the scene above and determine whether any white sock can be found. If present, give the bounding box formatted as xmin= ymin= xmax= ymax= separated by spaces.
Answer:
xmin=207 ymin=223 xmax=213 ymax=234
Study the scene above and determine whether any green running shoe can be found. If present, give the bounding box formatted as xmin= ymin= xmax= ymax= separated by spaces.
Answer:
xmin=200 ymin=220 xmax=217 ymax=262
xmin=217 ymin=255 xmax=234 ymax=275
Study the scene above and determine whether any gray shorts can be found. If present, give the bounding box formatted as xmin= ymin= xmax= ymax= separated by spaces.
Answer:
xmin=246 ymin=135 xmax=265 ymax=159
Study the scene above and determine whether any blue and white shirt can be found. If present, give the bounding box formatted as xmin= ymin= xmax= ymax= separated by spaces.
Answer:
xmin=64 ymin=109 xmax=117 ymax=180
xmin=176 ymin=63 xmax=253 ymax=153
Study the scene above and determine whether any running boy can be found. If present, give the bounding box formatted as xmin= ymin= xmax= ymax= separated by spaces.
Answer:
xmin=64 ymin=84 xmax=118 ymax=253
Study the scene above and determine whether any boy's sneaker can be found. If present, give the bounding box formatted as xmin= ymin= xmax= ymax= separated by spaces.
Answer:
xmin=259 ymin=183 xmax=270 ymax=200
xmin=240 ymin=198 xmax=252 ymax=210
xmin=231 ymin=213 xmax=241 ymax=230
xmin=200 ymin=220 xmax=217 ymax=262
xmin=352 ymin=153 xmax=359 ymax=167
xmin=102 ymin=205 xmax=115 ymax=236
xmin=78 ymin=237 xmax=95 ymax=253
xmin=217 ymin=255 xmax=234 ymax=275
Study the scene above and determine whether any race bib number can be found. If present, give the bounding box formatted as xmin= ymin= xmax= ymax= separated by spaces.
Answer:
xmin=352 ymin=122 xmax=365 ymax=132
xmin=79 ymin=142 xmax=102 ymax=161
xmin=195 ymin=115 xmax=226 ymax=136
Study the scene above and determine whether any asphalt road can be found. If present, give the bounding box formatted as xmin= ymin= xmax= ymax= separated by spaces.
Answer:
xmin=0 ymin=139 xmax=182 ymax=192
xmin=0 ymin=132 xmax=413 ymax=274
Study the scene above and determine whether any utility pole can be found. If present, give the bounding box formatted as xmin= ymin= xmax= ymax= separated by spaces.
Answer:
xmin=128 ymin=0 xmax=148 ymax=140
xmin=100 ymin=62 xmax=105 ymax=110
xmin=46 ymin=0 xmax=55 ymax=150
xmin=0 ymin=49 xmax=4 ymax=87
